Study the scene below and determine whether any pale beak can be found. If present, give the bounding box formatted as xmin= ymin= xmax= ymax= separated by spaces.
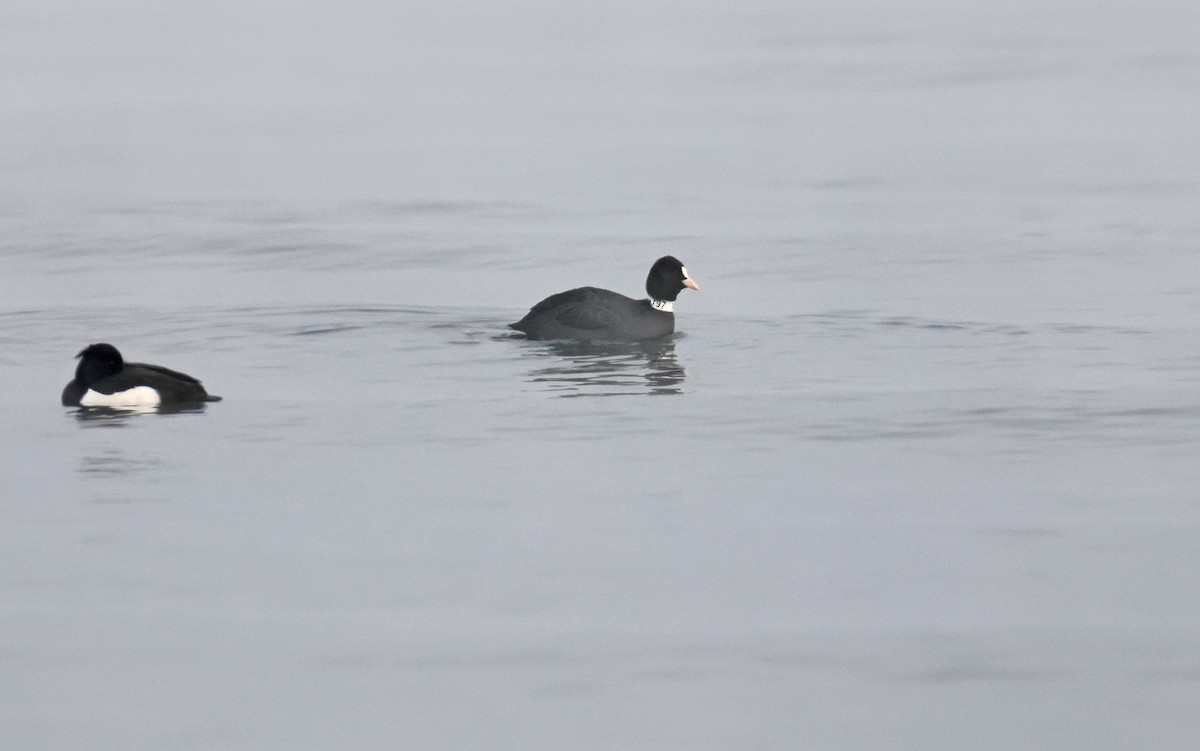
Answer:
xmin=683 ymin=277 xmax=699 ymax=291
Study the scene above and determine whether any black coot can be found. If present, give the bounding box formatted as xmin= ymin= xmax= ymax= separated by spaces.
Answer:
xmin=61 ymin=343 xmax=222 ymax=407
xmin=510 ymin=256 xmax=699 ymax=341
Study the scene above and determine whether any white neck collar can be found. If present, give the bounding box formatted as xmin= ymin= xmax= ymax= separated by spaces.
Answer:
xmin=650 ymin=299 xmax=674 ymax=312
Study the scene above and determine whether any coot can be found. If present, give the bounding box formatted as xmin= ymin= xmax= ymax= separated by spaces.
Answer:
xmin=510 ymin=256 xmax=699 ymax=341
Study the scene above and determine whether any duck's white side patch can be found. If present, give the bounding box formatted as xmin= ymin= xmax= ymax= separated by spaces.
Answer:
xmin=651 ymin=299 xmax=674 ymax=312
xmin=80 ymin=386 xmax=161 ymax=407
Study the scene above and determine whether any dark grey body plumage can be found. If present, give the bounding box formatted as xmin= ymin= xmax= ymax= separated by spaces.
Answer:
xmin=510 ymin=287 xmax=675 ymax=341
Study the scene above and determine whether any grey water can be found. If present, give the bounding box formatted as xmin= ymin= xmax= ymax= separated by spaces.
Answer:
xmin=3 ymin=1 xmax=1200 ymax=749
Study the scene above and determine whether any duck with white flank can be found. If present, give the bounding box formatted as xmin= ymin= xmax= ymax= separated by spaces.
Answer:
xmin=510 ymin=256 xmax=699 ymax=341
xmin=61 ymin=343 xmax=222 ymax=408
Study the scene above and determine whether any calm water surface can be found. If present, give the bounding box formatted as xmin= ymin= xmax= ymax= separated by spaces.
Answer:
xmin=2 ymin=2 xmax=1200 ymax=749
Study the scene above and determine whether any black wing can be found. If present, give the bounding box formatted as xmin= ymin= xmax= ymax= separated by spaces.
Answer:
xmin=126 ymin=362 xmax=204 ymax=385
xmin=111 ymin=362 xmax=216 ymax=402
xmin=541 ymin=288 xmax=628 ymax=330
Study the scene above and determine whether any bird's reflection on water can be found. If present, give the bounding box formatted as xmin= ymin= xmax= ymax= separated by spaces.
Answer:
xmin=522 ymin=338 xmax=686 ymax=397
xmin=71 ymin=403 xmax=211 ymax=424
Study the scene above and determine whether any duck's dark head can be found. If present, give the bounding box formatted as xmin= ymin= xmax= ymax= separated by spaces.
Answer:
xmin=74 ymin=343 xmax=124 ymax=385
xmin=645 ymin=256 xmax=699 ymax=303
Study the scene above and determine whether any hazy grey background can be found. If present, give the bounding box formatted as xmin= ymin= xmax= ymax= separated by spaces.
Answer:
xmin=2 ymin=1 xmax=1200 ymax=749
